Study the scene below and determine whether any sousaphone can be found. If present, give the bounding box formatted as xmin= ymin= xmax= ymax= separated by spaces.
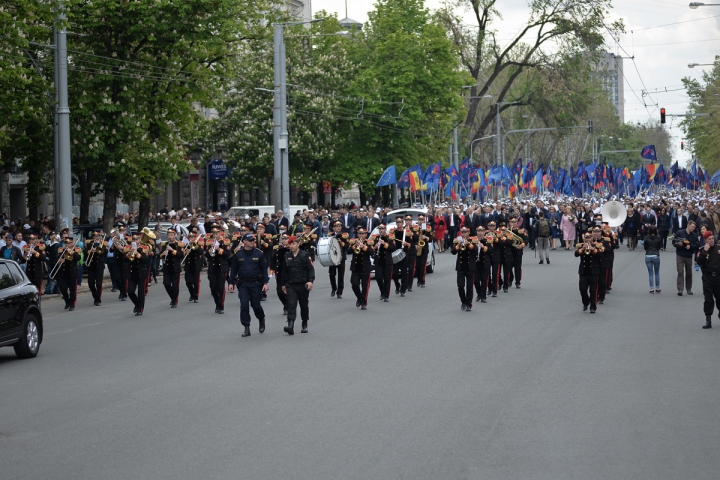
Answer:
xmin=600 ymin=201 xmax=627 ymax=228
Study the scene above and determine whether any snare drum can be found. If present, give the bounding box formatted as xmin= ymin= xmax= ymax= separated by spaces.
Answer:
xmin=317 ymin=237 xmax=342 ymax=267
xmin=391 ymin=249 xmax=406 ymax=264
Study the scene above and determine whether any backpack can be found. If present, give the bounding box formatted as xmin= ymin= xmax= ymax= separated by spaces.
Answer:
xmin=538 ymin=219 xmax=550 ymax=238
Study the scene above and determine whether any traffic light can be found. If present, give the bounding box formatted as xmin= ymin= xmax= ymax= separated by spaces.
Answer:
xmin=681 ymin=141 xmax=684 ymax=150
xmin=660 ymin=107 xmax=666 ymax=124
xmin=588 ymin=120 xmax=593 ymax=134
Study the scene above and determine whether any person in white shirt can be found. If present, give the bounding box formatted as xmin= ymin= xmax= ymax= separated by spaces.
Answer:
xmin=13 ymin=232 xmax=27 ymax=251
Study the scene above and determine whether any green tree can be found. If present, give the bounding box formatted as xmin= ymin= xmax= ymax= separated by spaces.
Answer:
xmin=681 ymin=58 xmax=720 ymax=174
xmin=64 ymin=0 xmax=281 ymax=231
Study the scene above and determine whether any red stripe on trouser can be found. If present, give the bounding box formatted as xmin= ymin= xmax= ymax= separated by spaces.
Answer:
xmin=197 ymin=274 xmax=201 ymax=299
xmin=495 ymin=265 xmax=500 ymax=289
xmin=99 ymin=279 xmax=103 ymax=300
xmin=364 ymin=276 xmax=370 ymax=302
xmin=594 ymin=275 xmax=598 ymax=304
xmin=125 ymin=279 xmax=128 ymax=297
xmin=221 ymin=281 xmax=225 ymax=307
xmin=388 ymin=267 xmax=393 ymax=297
xmin=175 ymin=273 xmax=181 ymax=304
xmin=73 ymin=282 xmax=77 ymax=307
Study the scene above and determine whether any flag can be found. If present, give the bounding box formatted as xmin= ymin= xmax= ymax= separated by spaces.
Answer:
xmin=641 ymin=145 xmax=657 ymax=161
xmin=646 ymin=163 xmax=660 ymax=182
xmin=376 ymin=165 xmax=397 ymax=187
xmin=512 ymin=159 xmax=522 ymax=184
xmin=425 ymin=162 xmax=442 ymax=181
xmin=533 ymin=166 xmax=543 ymax=193
xmin=397 ymin=168 xmax=410 ymax=188
xmin=446 ymin=165 xmax=460 ymax=183
xmin=409 ymin=170 xmax=421 ymax=191
xmin=459 ymin=157 xmax=469 ymax=177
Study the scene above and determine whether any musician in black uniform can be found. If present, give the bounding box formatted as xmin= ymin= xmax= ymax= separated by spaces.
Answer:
xmin=281 ymin=235 xmax=315 ymax=334
xmin=56 ymin=236 xmax=81 ymax=311
xmin=84 ymin=230 xmax=108 ymax=306
xmin=373 ymin=224 xmax=395 ymax=302
xmin=271 ymin=234 xmax=290 ymax=314
xmin=497 ymin=226 xmax=515 ymax=293
xmin=22 ymin=234 xmax=46 ymax=295
xmin=508 ymin=219 xmax=528 ymax=288
xmin=349 ymin=228 xmax=374 ymax=310
xmin=183 ymin=232 xmax=204 ymax=303
xmin=403 ymin=215 xmax=419 ymax=291
xmin=300 ymin=222 xmax=318 ymax=261
xmin=205 ymin=228 xmax=233 ymax=314
xmin=160 ymin=228 xmax=183 ymax=308
xmin=473 ymin=228 xmax=491 ymax=304
xmin=452 ymin=226 xmax=477 ymax=312
xmin=328 ymin=221 xmax=348 ymax=299
xmin=602 ymin=223 xmax=618 ymax=292
xmin=487 ymin=221 xmax=501 ymax=297
xmin=415 ymin=214 xmax=432 ymax=288
xmin=575 ymin=233 xmax=602 ymax=313
xmin=697 ymin=230 xmax=720 ymax=329
xmin=112 ymin=226 xmax=129 ymax=301
xmin=596 ymin=226 xmax=613 ymax=304
xmin=255 ymin=224 xmax=273 ymax=301
xmin=126 ymin=243 xmax=150 ymax=316
xmin=392 ymin=217 xmax=409 ymax=296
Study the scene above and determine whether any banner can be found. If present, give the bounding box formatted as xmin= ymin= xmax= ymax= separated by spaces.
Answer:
xmin=323 ymin=181 xmax=332 ymax=194
xmin=208 ymin=159 xmax=230 ymax=180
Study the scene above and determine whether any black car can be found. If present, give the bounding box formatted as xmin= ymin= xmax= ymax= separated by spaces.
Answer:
xmin=0 ymin=260 xmax=43 ymax=358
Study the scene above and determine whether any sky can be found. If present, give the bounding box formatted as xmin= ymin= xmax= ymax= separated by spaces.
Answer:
xmin=312 ymin=0 xmax=720 ymax=166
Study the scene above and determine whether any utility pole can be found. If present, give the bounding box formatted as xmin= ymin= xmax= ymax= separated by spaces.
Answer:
xmin=453 ymin=119 xmax=459 ymax=196
xmin=495 ymin=101 xmax=521 ymax=165
xmin=272 ymin=19 xmax=324 ymax=215
xmin=56 ymin=0 xmax=72 ymax=230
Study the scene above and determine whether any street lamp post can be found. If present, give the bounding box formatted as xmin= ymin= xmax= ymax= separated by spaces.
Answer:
xmin=688 ymin=63 xmax=718 ymax=68
xmin=495 ymin=102 xmax=521 ymax=165
xmin=689 ymin=2 xmax=720 ymax=7
xmin=272 ymin=18 xmax=325 ymax=216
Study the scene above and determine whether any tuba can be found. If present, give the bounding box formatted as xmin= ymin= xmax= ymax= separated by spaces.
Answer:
xmin=600 ymin=201 xmax=627 ymax=228
xmin=140 ymin=227 xmax=156 ymax=246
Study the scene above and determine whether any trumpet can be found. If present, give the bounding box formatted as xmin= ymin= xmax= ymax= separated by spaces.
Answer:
xmin=25 ymin=244 xmax=37 ymax=262
xmin=50 ymin=238 xmax=80 ymax=279
xmin=86 ymin=233 xmax=106 ymax=265
xmin=353 ymin=239 xmax=366 ymax=254
xmin=508 ymin=231 xmax=524 ymax=248
xmin=303 ymin=227 xmax=319 ymax=243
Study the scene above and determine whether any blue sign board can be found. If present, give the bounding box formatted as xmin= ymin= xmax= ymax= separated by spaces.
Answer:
xmin=208 ymin=159 xmax=230 ymax=180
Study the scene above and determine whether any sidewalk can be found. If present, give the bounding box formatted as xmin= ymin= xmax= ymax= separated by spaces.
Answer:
xmin=42 ymin=277 xmax=163 ymax=302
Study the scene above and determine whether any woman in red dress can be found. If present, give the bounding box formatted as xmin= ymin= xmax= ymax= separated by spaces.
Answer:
xmin=434 ymin=212 xmax=447 ymax=252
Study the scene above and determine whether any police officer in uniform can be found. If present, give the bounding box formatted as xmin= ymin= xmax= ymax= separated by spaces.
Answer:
xmin=373 ymin=224 xmax=394 ymax=302
xmin=328 ymin=221 xmax=348 ymax=299
xmin=84 ymin=230 xmax=108 ymax=306
xmin=508 ymin=219 xmax=527 ymax=288
xmin=415 ymin=214 xmax=432 ymax=288
xmin=281 ymin=235 xmax=315 ymax=334
xmin=56 ymin=236 xmax=81 ymax=311
xmin=160 ymin=229 xmax=183 ymax=308
xmin=349 ymin=228 xmax=374 ymax=310
xmin=206 ymin=228 xmax=233 ymax=314
xmin=228 ymin=233 xmax=269 ymax=338
xmin=126 ymin=243 xmax=150 ymax=316
xmin=271 ymin=233 xmax=290 ymax=314
xmin=697 ymin=230 xmax=720 ymax=329
xmin=183 ymin=232 xmax=204 ymax=303
xmin=575 ymin=233 xmax=602 ymax=313
xmin=23 ymin=234 xmax=46 ymax=294
xmin=452 ymin=226 xmax=477 ymax=311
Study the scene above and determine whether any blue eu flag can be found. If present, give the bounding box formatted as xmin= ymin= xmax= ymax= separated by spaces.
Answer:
xmin=376 ymin=165 xmax=397 ymax=187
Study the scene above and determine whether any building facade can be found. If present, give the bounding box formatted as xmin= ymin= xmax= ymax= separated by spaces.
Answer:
xmin=593 ymin=51 xmax=625 ymax=124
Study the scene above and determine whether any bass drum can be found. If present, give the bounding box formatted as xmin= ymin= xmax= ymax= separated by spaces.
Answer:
xmin=391 ymin=249 xmax=406 ymax=264
xmin=317 ymin=236 xmax=342 ymax=267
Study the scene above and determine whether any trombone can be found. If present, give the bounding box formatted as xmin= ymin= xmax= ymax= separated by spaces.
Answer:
xmin=50 ymin=238 xmax=80 ymax=279
xmin=85 ymin=233 xmax=106 ymax=265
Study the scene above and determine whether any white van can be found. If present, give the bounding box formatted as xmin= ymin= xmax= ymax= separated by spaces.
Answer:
xmin=224 ymin=205 xmax=308 ymax=221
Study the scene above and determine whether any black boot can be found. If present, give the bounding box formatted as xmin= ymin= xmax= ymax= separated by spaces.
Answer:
xmin=259 ymin=317 xmax=266 ymax=334
xmin=301 ymin=321 xmax=308 ymax=333
xmin=703 ymin=316 xmax=712 ymax=329
xmin=242 ymin=325 xmax=251 ymax=337
xmin=286 ymin=320 xmax=294 ymax=335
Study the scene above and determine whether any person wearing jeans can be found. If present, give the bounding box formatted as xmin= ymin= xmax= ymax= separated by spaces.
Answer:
xmin=533 ymin=211 xmax=551 ymax=264
xmin=643 ymin=226 xmax=662 ymax=293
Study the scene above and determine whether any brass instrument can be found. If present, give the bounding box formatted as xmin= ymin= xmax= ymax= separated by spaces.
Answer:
xmin=180 ymin=241 xmax=200 ymax=266
xmin=509 ymin=231 xmax=524 ymax=248
xmin=417 ymin=233 xmax=426 ymax=255
xmin=110 ymin=229 xmax=128 ymax=250
xmin=25 ymin=244 xmax=36 ymax=262
xmin=86 ymin=233 xmax=106 ymax=265
xmin=140 ymin=227 xmax=156 ymax=247
xmin=303 ymin=227 xmax=319 ymax=243
xmin=50 ymin=238 xmax=80 ymax=279
xmin=353 ymin=239 xmax=366 ymax=254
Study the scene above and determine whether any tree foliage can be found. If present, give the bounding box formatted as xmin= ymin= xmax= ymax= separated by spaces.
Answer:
xmin=681 ymin=58 xmax=720 ymax=173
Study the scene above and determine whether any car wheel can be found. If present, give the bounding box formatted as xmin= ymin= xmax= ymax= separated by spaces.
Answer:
xmin=14 ymin=313 xmax=40 ymax=359
xmin=427 ymin=252 xmax=435 ymax=273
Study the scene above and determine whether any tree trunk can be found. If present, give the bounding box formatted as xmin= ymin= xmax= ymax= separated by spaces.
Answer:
xmin=330 ymin=186 xmax=336 ymax=208
xmin=138 ymin=197 xmax=151 ymax=230
xmin=78 ymin=169 xmax=93 ymax=224
xmin=359 ymin=186 xmax=366 ymax=207
xmin=102 ymin=177 xmax=117 ymax=234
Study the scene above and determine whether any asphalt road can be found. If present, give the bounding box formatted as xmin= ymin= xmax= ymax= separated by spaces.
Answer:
xmin=2 ymin=244 xmax=719 ymax=479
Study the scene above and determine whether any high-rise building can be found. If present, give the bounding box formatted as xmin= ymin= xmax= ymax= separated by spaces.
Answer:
xmin=593 ymin=51 xmax=625 ymax=124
